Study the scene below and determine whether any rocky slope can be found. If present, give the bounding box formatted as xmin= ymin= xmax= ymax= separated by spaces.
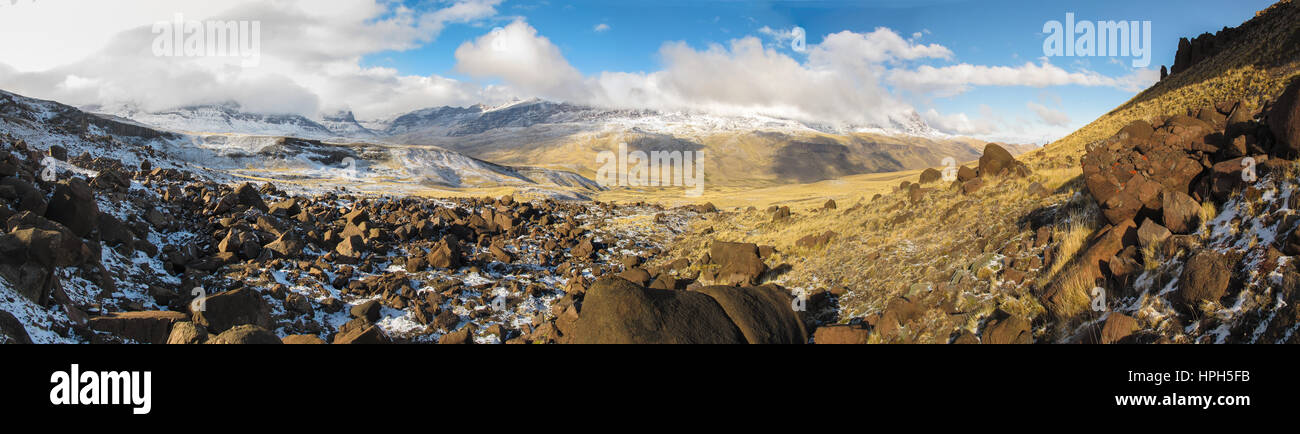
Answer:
xmin=0 ymin=89 xmax=814 ymax=344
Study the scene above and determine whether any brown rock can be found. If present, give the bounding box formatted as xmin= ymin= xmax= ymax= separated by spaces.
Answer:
xmin=208 ymin=325 xmax=282 ymax=344
xmin=1177 ymin=250 xmax=1230 ymax=309
xmin=1100 ymin=313 xmax=1139 ymax=344
xmin=282 ymin=334 xmax=327 ymax=344
xmin=1268 ymin=79 xmax=1300 ymax=156
xmin=89 ymin=311 xmax=188 ymax=344
xmin=813 ymin=324 xmax=870 ymax=344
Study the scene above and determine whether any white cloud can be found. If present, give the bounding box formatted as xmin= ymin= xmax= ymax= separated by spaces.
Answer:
xmin=921 ymin=108 xmax=998 ymax=136
xmin=0 ymin=2 xmax=1154 ymax=144
xmin=1027 ymin=101 xmax=1070 ymax=126
xmin=458 ymin=23 xmax=952 ymax=127
xmin=454 ymin=19 xmax=591 ymax=102
xmin=0 ymin=0 xmax=504 ymax=118
xmin=888 ymin=60 xmax=1157 ymax=96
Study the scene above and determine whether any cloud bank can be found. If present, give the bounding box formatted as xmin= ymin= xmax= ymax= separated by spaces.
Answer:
xmin=0 ymin=0 xmax=1158 ymax=142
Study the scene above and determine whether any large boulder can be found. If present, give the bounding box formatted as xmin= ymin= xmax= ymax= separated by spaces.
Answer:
xmin=88 ymin=311 xmax=189 ymax=344
xmin=192 ymin=288 xmax=273 ymax=333
xmin=44 ymin=178 xmax=98 ymax=237
xmin=1162 ymin=190 xmax=1203 ymax=234
xmin=0 ymin=309 xmax=34 ymax=344
xmin=263 ymin=231 xmax=305 ymax=258
xmin=0 ymin=177 xmax=46 ymax=215
xmin=427 ymin=236 xmax=464 ymax=269
xmin=710 ymin=241 xmax=768 ymax=286
xmin=977 ymin=144 xmax=1028 ymax=178
xmin=8 ymin=224 xmax=88 ymax=268
xmin=1269 ymin=79 xmax=1300 ymax=156
xmin=569 ymin=277 xmax=746 ymax=344
xmin=232 ymin=182 xmax=268 ymax=212
xmin=1177 ymin=250 xmax=1231 ymax=308
xmin=918 ymin=168 xmax=942 ymax=184
xmin=693 ymin=285 xmax=808 ymax=344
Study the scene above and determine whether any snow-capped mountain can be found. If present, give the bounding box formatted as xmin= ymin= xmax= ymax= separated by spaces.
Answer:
xmin=90 ymin=97 xmax=946 ymax=143
xmin=373 ymin=98 xmax=945 ymax=140
xmin=0 ymin=89 xmax=602 ymax=197
xmin=79 ymin=96 xmax=1019 ymax=187
xmin=84 ymin=103 xmax=375 ymax=140
xmin=319 ymin=110 xmax=378 ymax=138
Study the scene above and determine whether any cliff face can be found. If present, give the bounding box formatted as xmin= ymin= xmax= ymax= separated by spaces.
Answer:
xmin=1170 ymin=26 xmax=1242 ymax=76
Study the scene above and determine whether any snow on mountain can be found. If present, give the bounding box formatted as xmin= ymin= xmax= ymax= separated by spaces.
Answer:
xmin=0 ymin=89 xmax=601 ymax=197
xmin=84 ymin=102 xmax=336 ymax=139
xmin=94 ymin=97 xmax=947 ymax=144
xmin=319 ymin=110 xmax=379 ymax=138
xmin=379 ymin=98 xmax=946 ymax=141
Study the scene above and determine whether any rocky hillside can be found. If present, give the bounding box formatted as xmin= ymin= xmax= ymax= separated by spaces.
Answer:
xmin=625 ymin=1 xmax=1300 ymax=344
xmin=0 ymin=133 xmax=743 ymax=344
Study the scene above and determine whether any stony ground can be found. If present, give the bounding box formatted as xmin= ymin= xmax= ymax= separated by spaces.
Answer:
xmin=0 ymin=137 xmax=748 ymax=344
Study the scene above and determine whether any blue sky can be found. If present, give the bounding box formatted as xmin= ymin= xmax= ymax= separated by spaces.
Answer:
xmin=357 ymin=0 xmax=1275 ymax=143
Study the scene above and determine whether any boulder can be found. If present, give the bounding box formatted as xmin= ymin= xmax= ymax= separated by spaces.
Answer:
xmin=232 ymin=182 xmax=268 ymax=212
xmin=813 ymin=324 xmax=870 ymax=344
xmin=977 ymin=143 xmax=1027 ymax=178
xmin=981 ymin=314 xmax=1032 ymax=344
xmin=570 ymin=277 xmax=746 ymax=344
xmin=1162 ymin=190 xmax=1202 ymax=234
xmin=1137 ymin=218 xmax=1172 ymax=249
xmin=428 ymin=236 xmax=465 ymax=268
xmin=0 ymin=309 xmax=34 ymax=344
xmin=335 ymin=234 xmax=367 ymax=257
xmin=334 ymin=315 xmax=393 ymax=344
xmin=956 ymin=165 xmax=976 ymax=182
xmin=1177 ymin=250 xmax=1231 ymax=308
xmin=918 ymin=168 xmax=942 ymax=184
xmin=9 ymin=225 xmax=88 ymax=268
xmin=166 ymin=321 xmax=208 ymax=344
xmin=617 ymin=267 xmax=652 ymax=287
xmin=350 ymin=299 xmax=382 ymax=323
xmin=267 ymin=198 xmax=302 ymax=217
xmin=193 ymin=288 xmax=273 ymax=333
xmin=1268 ymin=79 xmax=1300 ymax=156
xmin=208 ymin=325 xmax=282 ymax=344
xmin=1 ymin=177 xmax=46 ymax=215
xmin=1100 ymin=313 xmax=1139 ymax=344
xmin=694 ymin=285 xmax=807 ymax=344
xmin=264 ymin=232 xmax=306 ymax=258
xmin=88 ymin=311 xmax=189 ymax=344
xmin=43 ymin=178 xmax=98 ymax=237
xmin=710 ymin=241 xmax=768 ymax=286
